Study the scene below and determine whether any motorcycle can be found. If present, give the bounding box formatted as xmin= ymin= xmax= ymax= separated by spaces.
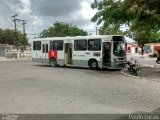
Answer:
xmin=126 ymin=58 xmax=139 ymax=76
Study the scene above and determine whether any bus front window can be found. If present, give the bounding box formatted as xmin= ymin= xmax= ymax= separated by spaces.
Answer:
xmin=113 ymin=41 xmax=125 ymax=57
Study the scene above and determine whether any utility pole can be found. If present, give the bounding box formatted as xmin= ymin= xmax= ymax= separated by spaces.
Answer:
xmin=11 ymin=14 xmax=19 ymax=59
xmin=2 ymin=30 xmax=6 ymax=45
xmin=21 ymin=20 xmax=27 ymax=45
xmin=96 ymin=27 xmax=98 ymax=35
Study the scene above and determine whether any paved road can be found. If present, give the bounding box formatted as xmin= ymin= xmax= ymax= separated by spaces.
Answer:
xmin=0 ymin=60 xmax=160 ymax=114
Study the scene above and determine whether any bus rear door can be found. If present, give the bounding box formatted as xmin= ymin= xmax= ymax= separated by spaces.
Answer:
xmin=65 ymin=43 xmax=73 ymax=65
xmin=42 ymin=43 xmax=48 ymax=63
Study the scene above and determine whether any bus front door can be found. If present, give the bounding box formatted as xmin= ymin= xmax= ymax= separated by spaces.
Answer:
xmin=103 ymin=42 xmax=111 ymax=67
xmin=65 ymin=43 xmax=72 ymax=65
xmin=42 ymin=44 xmax=48 ymax=63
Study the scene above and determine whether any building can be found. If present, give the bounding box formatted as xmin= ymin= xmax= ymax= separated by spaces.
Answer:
xmin=126 ymin=43 xmax=139 ymax=55
xmin=144 ymin=43 xmax=160 ymax=55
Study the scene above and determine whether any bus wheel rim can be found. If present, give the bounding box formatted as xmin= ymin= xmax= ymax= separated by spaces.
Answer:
xmin=92 ymin=62 xmax=97 ymax=68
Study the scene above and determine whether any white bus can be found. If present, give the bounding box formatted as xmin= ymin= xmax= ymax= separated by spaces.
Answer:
xmin=32 ymin=35 xmax=126 ymax=69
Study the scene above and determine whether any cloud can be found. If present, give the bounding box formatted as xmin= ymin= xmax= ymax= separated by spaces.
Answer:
xmin=30 ymin=0 xmax=97 ymax=26
xmin=0 ymin=0 xmax=97 ymax=41
xmin=17 ymin=0 xmax=32 ymax=15
xmin=31 ymin=0 xmax=83 ymax=17
xmin=0 ymin=0 xmax=21 ymax=28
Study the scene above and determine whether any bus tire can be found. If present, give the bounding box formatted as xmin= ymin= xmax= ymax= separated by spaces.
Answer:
xmin=50 ymin=58 xmax=57 ymax=67
xmin=89 ymin=60 xmax=98 ymax=70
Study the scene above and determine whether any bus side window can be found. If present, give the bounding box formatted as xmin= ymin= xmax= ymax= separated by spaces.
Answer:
xmin=88 ymin=39 xmax=101 ymax=51
xmin=74 ymin=39 xmax=87 ymax=51
xmin=50 ymin=41 xmax=53 ymax=50
xmin=46 ymin=44 xmax=48 ymax=53
xmin=42 ymin=44 xmax=45 ymax=53
xmin=53 ymin=40 xmax=63 ymax=51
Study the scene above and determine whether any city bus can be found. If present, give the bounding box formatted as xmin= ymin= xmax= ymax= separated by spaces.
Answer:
xmin=32 ymin=35 xmax=126 ymax=69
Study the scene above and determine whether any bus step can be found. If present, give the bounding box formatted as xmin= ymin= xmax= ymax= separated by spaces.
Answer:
xmin=65 ymin=64 xmax=72 ymax=67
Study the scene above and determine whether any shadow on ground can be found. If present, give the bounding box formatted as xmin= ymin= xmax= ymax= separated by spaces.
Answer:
xmin=123 ymin=67 xmax=160 ymax=81
xmin=32 ymin=64 xmax=121 ymax=72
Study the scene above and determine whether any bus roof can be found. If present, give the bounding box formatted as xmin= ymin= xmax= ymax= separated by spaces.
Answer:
xmin=32 ymin=35 xmax=122 ymax=41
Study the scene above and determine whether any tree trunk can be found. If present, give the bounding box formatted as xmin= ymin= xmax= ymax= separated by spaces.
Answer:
xmin=141 ymin=45 xmax=144 ymax=55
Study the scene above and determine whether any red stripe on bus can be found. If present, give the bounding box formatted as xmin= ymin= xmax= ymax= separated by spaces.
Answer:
xmin=48 ymin=50 xmax=57 ymax=59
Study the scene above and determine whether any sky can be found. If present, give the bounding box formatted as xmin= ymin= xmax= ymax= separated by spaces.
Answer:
xmin=0 ymin=0 xmax=133 ymax=43
xmin=0 ymin=0 xmax=98 ymax=41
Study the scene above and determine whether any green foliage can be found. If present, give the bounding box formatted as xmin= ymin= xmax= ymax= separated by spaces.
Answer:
xmin=92 ymin=0 xmax=160 ymax=32
xmin=148 ymin=33 xmax=160 ymax=43
xmin=99 ymin=25 xmax=126 ymax=35
xmin=39 ymin=22 xmax=87 ymax=38
xmin=92 ymin=0 xmax=160 ymax=55
xmin=0 ymin=28 xmax=28 ymax=45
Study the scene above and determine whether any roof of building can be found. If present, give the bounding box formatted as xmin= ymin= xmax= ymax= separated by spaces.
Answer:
xmin=127 ymin=43 xmax=138 ymax=47
xmin=145 ymin=43 xmax=160 ymax=46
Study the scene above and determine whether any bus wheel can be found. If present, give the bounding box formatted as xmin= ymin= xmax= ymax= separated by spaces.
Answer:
xmin=50 ymin=58 xmax=57 ymax=67
xmin=90 ymin=60 xmax=98 ymax=70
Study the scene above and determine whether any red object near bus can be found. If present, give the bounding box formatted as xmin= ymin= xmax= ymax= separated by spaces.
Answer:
xmin=48 ymin=50 xmax=57 ymax=59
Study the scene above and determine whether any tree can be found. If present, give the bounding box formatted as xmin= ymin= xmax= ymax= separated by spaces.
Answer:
xmin=17 ymin=31 xmax=28 ymax=46
xmin=91 ymin=0 xmax=160 ymax=55
xmin=0 ymin=28 xmax=6 ymax=44
xmin=0 ymin=28 xmax=28 ymax=45
xmin=148 ymin=33 xmax=160 ymax=43
xmin=133 ymin=31 xmax=151 ymax=55
xmin=39 ymin=29 xmax=48 ymax=38
xmin=39 ymin=22 xmax=87 ymax=38
xmin=3 ymin=29 xmax=16 ymax=45
xmin=99 ymin=25 xmax=125 ymax=35
xmin=126 ymin=30 xmax=160 ymax=55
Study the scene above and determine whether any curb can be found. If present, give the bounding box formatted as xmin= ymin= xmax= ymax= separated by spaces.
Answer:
xmin=0 ymin=57 xmax=31 ymax=62
xmin=121 ymin=69 xmax=140 ymax=79
xmin=0 ymin=59 xmax=17 ymax=62
xmin=121 ymin=65 xmax=160 ymax=80
xmin=121 ymin=69 xmax=160 ymax=82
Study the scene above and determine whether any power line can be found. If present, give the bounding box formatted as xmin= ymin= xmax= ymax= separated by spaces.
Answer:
xmin=27 ymin=33 xmax=40 ymax=35
xmin=96 ymin=27 xmax=98 ymax=35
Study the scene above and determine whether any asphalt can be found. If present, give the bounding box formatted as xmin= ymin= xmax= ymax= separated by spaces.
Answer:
xmin=0 ymin=60 xmax=160 ymax=114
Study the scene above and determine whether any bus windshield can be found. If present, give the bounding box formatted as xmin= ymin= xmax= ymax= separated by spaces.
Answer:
xmin=113 ymin=41 xmax=125 ymax=57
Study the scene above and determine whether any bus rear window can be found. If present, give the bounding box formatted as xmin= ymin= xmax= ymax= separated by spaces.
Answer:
xmin=33 ymin=41 xmax=41 ymax=50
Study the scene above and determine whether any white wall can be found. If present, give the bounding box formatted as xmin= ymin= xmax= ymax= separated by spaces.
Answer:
xmin=131 ymin=47 xmax=135 ymax=54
